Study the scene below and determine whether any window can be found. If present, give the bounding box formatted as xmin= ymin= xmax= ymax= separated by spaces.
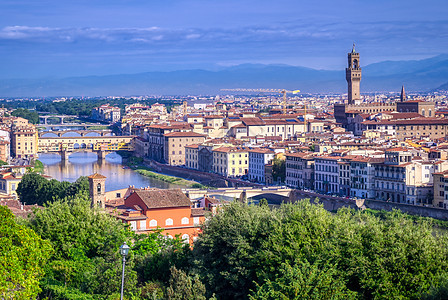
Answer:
xmin=165 ymin=218 xmax=173 ymax=226
xmin=181 ymin=217 xmax=189 ymax=224
xmin=130 ymin=221 xmax=137 ymax=231
xmin=182 ymin=234 xmax=190 ymax=243
xmin=149 ymin=219 xmax=157 ymax=227
xmin=140 ymin=220 xmax=146 ymax=230
xmin=193 ymin=217 xmax=200 ymax=225
xmin=97 ymin=183 xmax=102 ymax=195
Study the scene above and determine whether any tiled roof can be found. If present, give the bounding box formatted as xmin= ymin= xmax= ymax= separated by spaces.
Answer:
xmin=88 ymin=173 xmax=107 ymax=179
xmin=131 ymin=189 xmax=192 ymax=209
xmin=164 ymin=131 xmax=205 ymax=137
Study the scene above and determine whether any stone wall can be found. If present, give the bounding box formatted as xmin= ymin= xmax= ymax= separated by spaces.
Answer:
xmin=289 ymin=189 xmax=448 ymax=220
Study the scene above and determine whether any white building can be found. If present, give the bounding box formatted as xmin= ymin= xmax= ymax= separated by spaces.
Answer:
xmin=314 ymin=156 xmax=340 ymax=194
xmin=248 ymin=148 xmax=274 ymax=183
xmin=350 ymin=157 xmax=382 ymax=199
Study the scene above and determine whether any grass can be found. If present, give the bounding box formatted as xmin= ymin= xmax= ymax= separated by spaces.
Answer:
xmin=33 ymin=159 xmax=45 ymax=174
xmin=86 ymin=125 xmax=110 ymax=130
xmin=125 ymin=156 xmax=206 ymax=188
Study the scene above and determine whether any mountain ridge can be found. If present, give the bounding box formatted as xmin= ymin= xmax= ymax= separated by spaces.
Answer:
xmin=1 ymin=55 xmax=448 ymax=97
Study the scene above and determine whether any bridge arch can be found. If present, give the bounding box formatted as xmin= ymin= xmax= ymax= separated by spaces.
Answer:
xmin=81 ymin=143 xmax=87 ymax=149
xmin=84 ymin=132 xmax=101 ymax=137
xmin=41 ymin=132 xmax=58 ymax=138
xmin=73 ymin=143 xmax=80 ymax=149
xmin=61 ymin=131 xmax=82 ymax=137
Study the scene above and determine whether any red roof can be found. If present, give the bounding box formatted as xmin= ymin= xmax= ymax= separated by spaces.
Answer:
xmin=164 ymin=131 xmax=205 ymax=138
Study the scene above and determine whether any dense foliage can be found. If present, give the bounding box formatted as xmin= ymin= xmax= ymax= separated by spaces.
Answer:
xmin=17 ymin=173 xmax=89 ymax=205
xmin=29 ymin=193 xmax=138 ymax=298
xmin=5 ymin=185 xmax=448 ymax=299
xmin=11 ymin=108 xmax=39 ymax=124
xmin=192 ymin=201 xmax=448 ymax=299
xmin=0 ymin=206 xmax=52 ymax=299
xmin=3 ymin=98 xmax=181 ymax=118
xmin=272 ymin=157 xmax=286 ymax=182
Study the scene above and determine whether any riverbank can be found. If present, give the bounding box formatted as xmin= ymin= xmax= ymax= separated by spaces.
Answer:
xmin=125 ymin=156 xmax=207 ymax=189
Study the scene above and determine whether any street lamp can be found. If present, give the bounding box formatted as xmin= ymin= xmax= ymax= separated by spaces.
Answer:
xmin=119 ymin=242 xmax=130 ymax=300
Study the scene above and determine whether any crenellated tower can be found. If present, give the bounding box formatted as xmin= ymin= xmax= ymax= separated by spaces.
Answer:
xmin=346 ymin=43 xmax=362 ymax=105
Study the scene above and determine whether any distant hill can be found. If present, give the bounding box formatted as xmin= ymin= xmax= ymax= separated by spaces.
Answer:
xmin=1 ymin=55 xmax=448 ymax=97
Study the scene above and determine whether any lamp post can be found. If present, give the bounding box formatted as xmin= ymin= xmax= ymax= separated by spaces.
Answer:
xmin=119 ymin=242 xmax=130 ymax=300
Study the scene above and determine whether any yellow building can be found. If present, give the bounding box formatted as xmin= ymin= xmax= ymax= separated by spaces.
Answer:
xmin=0 ymin=172 xmax=23 ymax=197
xmin=213 ymin=146 xmax=248 ymax=177
xmin=11 ymin=122 xmax=38 ymax=158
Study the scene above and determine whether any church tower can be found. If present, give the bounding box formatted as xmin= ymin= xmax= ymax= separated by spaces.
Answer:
xmin=88 ymin=173 xmax=107 ymax=209
xmin=346 ymin=43 xmax=362 ymax=105
xmin=400 ymin=85 xmax=406 ymax=102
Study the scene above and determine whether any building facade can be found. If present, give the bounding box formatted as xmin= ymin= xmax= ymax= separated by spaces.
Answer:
xmin=248 ymin=148 xmax=274 ymax=183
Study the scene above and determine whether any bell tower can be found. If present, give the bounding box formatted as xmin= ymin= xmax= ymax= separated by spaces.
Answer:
xmin=88 ymin=173 xmax=107 ymax=209
xmin=346 ymin=43 xmax=362 ymax=105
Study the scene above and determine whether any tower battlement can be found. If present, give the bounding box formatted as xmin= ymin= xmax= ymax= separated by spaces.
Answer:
xmin=346 ymin=44 xmax=362 ymax=105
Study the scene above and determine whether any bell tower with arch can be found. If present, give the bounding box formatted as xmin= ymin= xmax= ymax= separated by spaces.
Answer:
xmin=88 ymin=173 xmax=106 ymax=209
xmin=346 ymin=43 xmax=362 ymax=105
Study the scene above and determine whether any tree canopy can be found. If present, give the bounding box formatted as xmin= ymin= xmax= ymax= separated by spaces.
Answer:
xmin=0 ymin=206 xmax=52 ymax=299
xmin=11 ymin=108 xmax=39 ymax=124
xmin=17 ymin=173 xmax=89 ymax=205
xmin=192 ymin=201 xmax=448 ymax=299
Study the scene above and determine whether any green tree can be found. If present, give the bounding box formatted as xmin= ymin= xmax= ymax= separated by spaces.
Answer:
xmin=17 ymin=173 xmax=88 ymax=205
xmin=192 ymin=201 xmax=448 ymax=299
xmin=0 ymin=206 xmax=52 ymax=299
xmin=11 ymin=108 xmax=39 ymax=124
xmin=250 ymin=261 xmax=355 ymax=300
xmin=166 ymin=266 xmax=206 ymax=300
xmin=29 ymin=193 xmax=138 ymax=298
xmin=16 ymin=172 xmax=48 ymax=205
xmin=272 ymin=157 xmax=285 ymax=183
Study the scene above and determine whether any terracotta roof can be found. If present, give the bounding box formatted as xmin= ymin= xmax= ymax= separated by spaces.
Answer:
xmin=191 ymin=208 xmax=206 ymax=217
xmin=88 ymin=173 xmax=107 ymax=179
xmin=185 ymin=144 xmax=200 ymax=149
xmin=164 ymin=131 xmax=205 ymax=137
xmin=249 ymin=148 xmax=274 ymax=154
xmin=130 ymin=189 xmax=191 ymax=209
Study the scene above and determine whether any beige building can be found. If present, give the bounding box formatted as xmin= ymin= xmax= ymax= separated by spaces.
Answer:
xmin=185 ymin=144 xmax=199 ymax=169
xmin=213 ymin=147 xmax=248 ymax=177
xmin=163 ymin=132 xmax=205 ymax=166
xmin=434 ymin=171 xmax=448 ymax=209
xmin=0 ymin=172 xmax=23 ymax=197
xmin=285 ymin=152 xmax=315 ymax=189
xmin=11 ymin=122 xmax=38 ymax=159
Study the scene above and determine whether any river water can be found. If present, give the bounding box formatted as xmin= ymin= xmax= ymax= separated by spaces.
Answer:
xmin=38 ymin=152 xmax=183 ymax=191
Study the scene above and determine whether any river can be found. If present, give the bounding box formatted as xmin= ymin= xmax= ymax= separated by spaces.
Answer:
xmin=38 ymin=152 xmax=184 ymax=191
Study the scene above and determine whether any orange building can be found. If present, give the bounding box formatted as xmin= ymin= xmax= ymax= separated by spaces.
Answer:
xmin=116 ymin=189 xmax=206 ymax=243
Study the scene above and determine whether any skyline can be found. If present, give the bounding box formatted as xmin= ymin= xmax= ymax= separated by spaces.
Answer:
xmin=1 ymin=0 xmax=447 ymax=79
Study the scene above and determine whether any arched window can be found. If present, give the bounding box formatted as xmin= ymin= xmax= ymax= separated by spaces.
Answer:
xmin=149 ymin=219 xmax=157 ymax=227
xmin=97 ymin=183 xmax=101 ymax=195
xmin=181 ymin=217 xmax=189 ymax=225
xmin=165 ymin=218 xmax=173 ymax=226
xmin=182 ymin=234 xmax=190 ymax=243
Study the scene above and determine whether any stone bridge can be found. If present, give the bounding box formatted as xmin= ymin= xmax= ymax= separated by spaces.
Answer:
xmin=39 ymin=115 xmax=77 ymax=124
xmin=39 ymin=130 xmax=112 ymax=138
xmin=38 ymin=135 xmax=135 ymax=160
xmin=182 ymin=186 xmax=293 ymax=201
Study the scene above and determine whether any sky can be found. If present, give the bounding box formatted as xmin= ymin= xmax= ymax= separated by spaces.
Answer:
xmin=0 ymin=0 xmax=447 ymax=79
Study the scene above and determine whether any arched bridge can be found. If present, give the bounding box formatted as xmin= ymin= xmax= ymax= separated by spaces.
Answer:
xmin=39 ymin=130 xmax=113 ymax=138
xmin=182 ymin=186 xmax=293 ymax=202
xmin=38 ymin=135 xmax=135 ymax=160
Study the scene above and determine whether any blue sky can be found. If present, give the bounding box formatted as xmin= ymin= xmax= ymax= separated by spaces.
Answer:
xmin=0 ymin=0 xmax=447 ymax=78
